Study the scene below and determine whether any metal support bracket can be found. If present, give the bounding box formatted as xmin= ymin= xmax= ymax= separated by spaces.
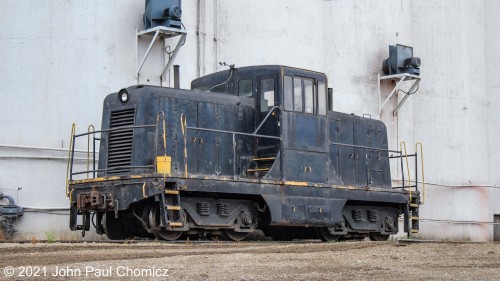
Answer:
xmin=378 ymin=73 xmax=421 ymax=116
xmin=135 ymin=26 xmax=187 ymax=82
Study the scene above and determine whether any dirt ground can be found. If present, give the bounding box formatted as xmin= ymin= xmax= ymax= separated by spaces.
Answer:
xmin=0 ymin=240 xmax=498 ymax=281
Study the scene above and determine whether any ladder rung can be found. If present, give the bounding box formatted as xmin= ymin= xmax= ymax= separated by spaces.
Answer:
xmin=252 ymin=157 xmax=276 ymax=161
xmin=410 ymin=216 xmax=419 ymax=220
xmin=410 ymin=229 xmax=419 ymax=233
xmin=410 ymin=203 xmax=419 ymax=208
xmin=166 ymin=205 xmax=181 ymax=211
xmin=247 ymin=168 xmax=270 ymax=172
xmin=169 ymin=222 xmax=183 ymax=227
xmin=164 ymin=190 xmax=179 ymax=195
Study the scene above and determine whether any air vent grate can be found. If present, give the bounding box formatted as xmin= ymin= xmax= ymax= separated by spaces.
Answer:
xmin=107 ymin=108 xmax=135 ymax=174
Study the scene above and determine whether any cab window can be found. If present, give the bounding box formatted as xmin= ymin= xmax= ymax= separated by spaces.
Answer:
xmin=260 ymin=78 xmax=275 ymax=112
xmin=284 ymin=75 xmax=327 ymax=115
xmin=293 ymin=77 xmax=302 ymax=112
xmin=239 ymin=79 xmax=253 ymax=97
xmin=317 ymin=81 xmax=327 ymax=115
xmin=304 ymin=78 xmax=314 ymax=114
xmin=284 ymin=76 xmax=293 ymax=111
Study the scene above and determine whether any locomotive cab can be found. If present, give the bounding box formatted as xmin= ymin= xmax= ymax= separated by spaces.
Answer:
xmin=191 ymin=66 xmax=335 ymax=182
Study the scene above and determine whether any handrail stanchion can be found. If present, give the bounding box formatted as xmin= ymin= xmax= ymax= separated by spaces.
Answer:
xmin=152 ymin=111 xmax=169 ymax=181
xmin=93 ymin=134 xmax=97 ymax=178
xmin=87 ymin=125 xmax=95 ymax=179
xmin=69 ymin=124 xmax=157 ymax=179
xmin=154 ymin=113 xmax=160 ymax=172
xmin=399 ymin=151 xmax=405 ymax=190
xmin=400 ymin=141 xmax=412 ymax=201
xmin=66 ymin=123 xmax=76 ymax=197
xmin=162 ymin=112 xmax=168 ymax=180
xmin=180 ymin=114 xmax=188 ymax=179
xmin=233 ymin=133 xmax=236 ymax=178
xmin=416 ymin=142 xmax=425 ymax=205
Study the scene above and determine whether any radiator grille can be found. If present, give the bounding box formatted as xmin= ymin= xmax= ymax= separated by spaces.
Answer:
xmin=107 ymin=108 xmax=135 ymax=174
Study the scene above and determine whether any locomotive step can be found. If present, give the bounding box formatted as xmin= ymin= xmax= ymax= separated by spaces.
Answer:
xmin=252 ymin=157 xmax=276 ymax=161
xmin=247 ymin=168 xmax=270 ymax=172
xmin=410 ymin=216 xmax=419 ymax=220
xmin=410 ymin=229 xmax=419 ymax=233
xmin=169 ymin=222 xmax=183 ymax=227
xmin=164 ymin=190 xmax=179 ymax=195
xmin=165 ymin=205 xmax=181 ymax=211
xmin=410 ymin=203 xmax=419 ymax=208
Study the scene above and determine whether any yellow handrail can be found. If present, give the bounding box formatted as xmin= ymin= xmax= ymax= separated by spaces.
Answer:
xmin=87 ymin=125 xmax=95 ymax=179
xmin=69 ymin=188 xmax=75 ymax=204
xmin=142 ymin=182 xmax=148 ymax=198
xmin=416 ymin=142 xmax=425 ymax=205
xmin=400 ymin=141 xmax=412 ymax=201
xmin=156 ymin=111 xmax=168 ymax=180
xmin=161 ymin=112 xmax=167 ymax=159
xmin=180 ymin=114 xmax=188 ymax=179
xmin=65 ymin=123 xmax=76 ymax=197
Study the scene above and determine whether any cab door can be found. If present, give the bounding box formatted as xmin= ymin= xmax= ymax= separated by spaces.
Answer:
xmin=256 ymin=75 xmax=280 ymax=154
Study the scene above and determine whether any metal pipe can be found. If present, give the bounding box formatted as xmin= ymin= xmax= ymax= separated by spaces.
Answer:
xmin=416 ymin=218 xmax=500 ymax=226
xmin=213 ymin=0 xmax=218 ymax=73
xmin=196 ymin=0 xmax=201 ymax=77
xmin=0 ymin=144 xmax=90 ymax=153
xmin=200 ymin=0 xmax=206 ymax=76
xmin=0 ymin=155 xmax=89 ymax=161
xmin=69 ymin=134 xmax=76 ymax=182
xmin=392 ymin=179 xmax=498 ymax=188
xmin=73 ymin=124 xmax=156 ymax=138
xmin=70 ymin=165 xmax=155 ymax=176
xmin=186 ymin=126 xmax=281 ymax=140
xmin=20 ymin=206 xmax=69 ymax=211
xmin=174 ymin=65 xmax=180 ymax=89
xmin=0 ymin=193 xmax=15 ymax=205
xmin=329 ymin=142 xmax=401 ymax=153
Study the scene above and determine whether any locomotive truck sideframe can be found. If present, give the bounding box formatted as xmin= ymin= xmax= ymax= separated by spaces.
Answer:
xmin=67 ymin=65 xmax=422 ymax=241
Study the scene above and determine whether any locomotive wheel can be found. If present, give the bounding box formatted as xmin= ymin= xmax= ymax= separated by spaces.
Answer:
xmin=148 ymin=204 xmax=184 ymax=241
xmin=104 ymin=212 xmax=130 ymax=240
xmin=220 ymin=229 xmax=249 ymax=241
xmin=369 ymin=233 xmax=390 ymax=241
xmin=316 ymin=227 xmax=341 ymax=242
xmin=138 ymin=202 xmax=156 ymax=239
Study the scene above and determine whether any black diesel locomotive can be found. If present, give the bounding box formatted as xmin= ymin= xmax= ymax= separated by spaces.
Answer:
xmin=67 ymin=65 xmax=420 ymax=241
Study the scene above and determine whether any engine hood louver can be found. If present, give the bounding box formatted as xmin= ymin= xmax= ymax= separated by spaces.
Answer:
xmin=107 ymin=108 xmax=135 ymax=174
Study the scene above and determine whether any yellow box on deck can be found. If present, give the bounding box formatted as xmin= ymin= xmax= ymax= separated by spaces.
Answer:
xmin=156 ymin=156 xmax=171 ymax=176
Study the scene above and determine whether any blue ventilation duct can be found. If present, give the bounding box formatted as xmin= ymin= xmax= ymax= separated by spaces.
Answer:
xmin=382 ymin=44 xmax=421 ymax=75
xmin=143 ymin=0 xmax=182 ymax=29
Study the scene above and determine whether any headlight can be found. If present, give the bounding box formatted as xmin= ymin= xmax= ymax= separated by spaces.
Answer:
xmin=118 ymin=89 xmax=129 ymax=103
